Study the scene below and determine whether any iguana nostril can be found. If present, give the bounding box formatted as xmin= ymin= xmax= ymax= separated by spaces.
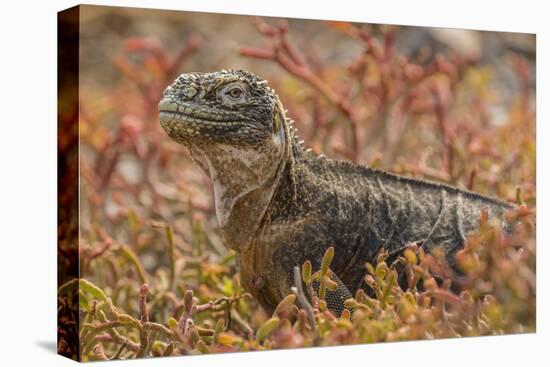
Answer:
xmin=183 ymin=86 xmax=197 ymax=99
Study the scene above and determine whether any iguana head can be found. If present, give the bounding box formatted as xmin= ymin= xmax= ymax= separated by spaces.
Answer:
xmin=159 ymin=69 xmax=287 ymax=148
xmin=158 ymin=70 xmax=293 ymax=249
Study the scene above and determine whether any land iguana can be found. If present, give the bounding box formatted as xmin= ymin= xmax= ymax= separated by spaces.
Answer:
xmin=158 ymin=70 xmax=515 ymax=316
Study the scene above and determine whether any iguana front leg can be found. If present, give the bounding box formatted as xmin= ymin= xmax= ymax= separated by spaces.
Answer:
xmin=311 ymin=271 xmax=354 ymax=317
xmin=286 ymin=265 xmax=353 ymax=318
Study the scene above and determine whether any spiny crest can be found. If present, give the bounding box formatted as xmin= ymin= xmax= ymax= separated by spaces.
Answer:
xmin=283 ymin=116 xmax=322 ymax=159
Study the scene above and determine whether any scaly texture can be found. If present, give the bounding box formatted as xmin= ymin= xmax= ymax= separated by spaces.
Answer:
xmin=159 ymin=70 xmax=514 ymax=316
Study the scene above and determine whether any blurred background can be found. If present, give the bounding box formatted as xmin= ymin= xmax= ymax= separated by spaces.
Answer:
xmin=60 ymin=4 xmax=535 ymax=360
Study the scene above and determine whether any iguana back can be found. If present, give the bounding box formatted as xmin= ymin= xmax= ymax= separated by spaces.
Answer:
xmin=266 ymin=151 xmax=513 ymax=301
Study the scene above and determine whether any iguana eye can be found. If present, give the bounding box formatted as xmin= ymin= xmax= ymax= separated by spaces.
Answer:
xmin=219 ymin=83 xmax=247 ymax=105
xmin=227 ymin=86 xmax=243 ymax=100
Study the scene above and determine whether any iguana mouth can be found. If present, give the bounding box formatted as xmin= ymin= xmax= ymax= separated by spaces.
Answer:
xmin=158 ymin=98 xmax=244 ymax=141
xmin=158 ymin=99 xmax=238 ymax=125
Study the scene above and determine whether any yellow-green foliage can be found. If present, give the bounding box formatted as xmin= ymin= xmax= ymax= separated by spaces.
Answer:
xmin=59 ymin=210 xmax=534 ymax=360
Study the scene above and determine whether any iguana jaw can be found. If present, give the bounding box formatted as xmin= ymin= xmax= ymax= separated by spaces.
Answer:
xmin=158 ymin=99 xmax=253 ymax=144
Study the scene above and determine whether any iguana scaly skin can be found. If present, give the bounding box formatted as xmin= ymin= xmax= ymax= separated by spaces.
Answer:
xmin=159 ymin=70 xmax=514 ymax=316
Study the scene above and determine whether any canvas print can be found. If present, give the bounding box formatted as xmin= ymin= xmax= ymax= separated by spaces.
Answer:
xmin=58 ymin=5 xmax=536 ymax=362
